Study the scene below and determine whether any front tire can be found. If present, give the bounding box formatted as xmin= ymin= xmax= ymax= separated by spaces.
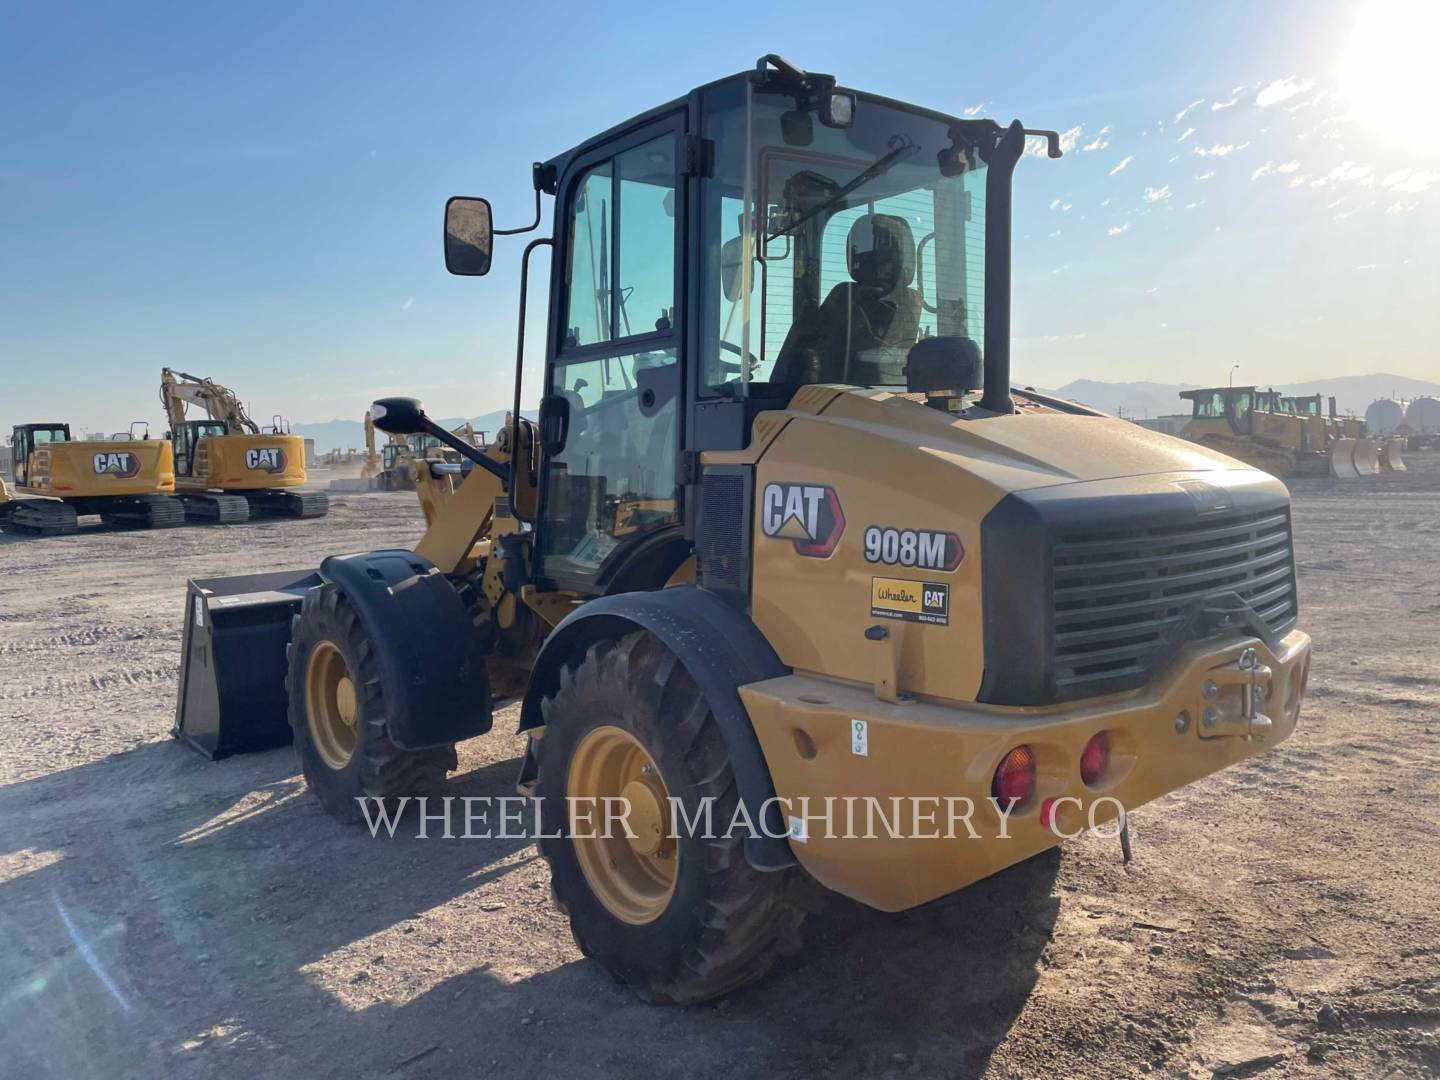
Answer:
xmin=286 ymin=584 xmax=455 ymax=822
xmin=535 ymin=631 xmax=806 ymax=1003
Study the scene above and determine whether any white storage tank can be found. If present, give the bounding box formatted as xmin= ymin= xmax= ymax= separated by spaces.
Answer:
xmin=1405 ymin=396 xmax=1440 ymax=434
xmin=1364 ymin=398 xmax=1406 ymax=434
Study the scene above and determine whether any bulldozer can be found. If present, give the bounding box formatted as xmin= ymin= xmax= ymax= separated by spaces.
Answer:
xmin=1179 ymin=386 xmax=1338 ymax=478
xmin=174 ymin=57 xmax=1312 ymax=1003
xmin=160 ymin=367 xmax=328 ymax=521
xmin=2 ymin=422 xmax=182 ymax=535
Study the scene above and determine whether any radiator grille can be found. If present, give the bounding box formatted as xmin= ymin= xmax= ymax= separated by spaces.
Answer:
xmin=697 ymin=471 xmax=748 ymax=599
xmin=1051 ymin=506 xmax=1296 ymax=694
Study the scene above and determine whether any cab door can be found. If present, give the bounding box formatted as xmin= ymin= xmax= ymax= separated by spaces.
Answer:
xmin=535 ymin=116 xmax=685 ymax=593
xmin=11 ymin=427 xmax=29 ymax=484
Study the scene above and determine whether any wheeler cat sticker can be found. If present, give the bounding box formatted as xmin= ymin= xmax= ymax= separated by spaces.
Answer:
xmin=863 ymin=525 xmax=963 ymax=571
xmin=245 ymin=447 xmax=289 ymax=473
xmin=92 ymin=451 xmax=141 ymax=479
xmin=760 ymin=483 xmax=845 ymax=558
xmin=870 ymin=577 xmax=950 ymax=625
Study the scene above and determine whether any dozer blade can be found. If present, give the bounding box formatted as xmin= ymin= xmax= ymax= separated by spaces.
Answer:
xmin=1352 ymin=438 xmax=1380 ymax=476
xmin=1329 ymin=438 xmax=1359 ymax=479
xmin=1380 ymin=437 xmax=1407 ymax=472
xmin=172 ymin=568 xmax=321 ymax=759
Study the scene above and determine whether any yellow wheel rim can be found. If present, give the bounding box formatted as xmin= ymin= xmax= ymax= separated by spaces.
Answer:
xmin=567 ymin=725 xmax=677 ymax=925
xmin=305 ymin=640 xmax=358 ymax=770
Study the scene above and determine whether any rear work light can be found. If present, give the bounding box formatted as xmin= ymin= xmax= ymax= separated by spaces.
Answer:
xmin=992 ymin=745 xmax=1036 ymax=808
xmin=1080 ymin=731 xmax=1111 ymax=786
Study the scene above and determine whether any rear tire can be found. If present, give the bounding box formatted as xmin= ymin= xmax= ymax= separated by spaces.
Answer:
xmin=535 ymin=631 xmax=806 ymax=1004
xmin=286 ymin=583 xmax=455 ymax=823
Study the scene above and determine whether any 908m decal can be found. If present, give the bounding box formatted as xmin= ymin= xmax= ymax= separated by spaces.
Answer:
xmin=863 ymin=525 xmax=963 ymax=571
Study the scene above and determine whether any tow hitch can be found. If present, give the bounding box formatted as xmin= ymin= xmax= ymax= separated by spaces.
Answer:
xmin=1199 ymin=647 xmax=1274 ymax=739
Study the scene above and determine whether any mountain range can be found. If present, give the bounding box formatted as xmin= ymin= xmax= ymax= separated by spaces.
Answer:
xmin=294 ymin=373 xmax=1439 ymax=451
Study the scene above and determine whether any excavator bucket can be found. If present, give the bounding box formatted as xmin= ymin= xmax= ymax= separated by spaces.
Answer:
xmin=172 ymin=568 xmax=320 ymax=759
xmin=1329 ymin=438 xmax=1359 ymax=479
xmin=1352 ymin=438 xmax=1380 ymax=476
xmin=1381 ymin=437 xmax=1407 ymax=472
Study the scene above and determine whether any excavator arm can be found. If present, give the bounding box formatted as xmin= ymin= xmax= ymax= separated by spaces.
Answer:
xmin=159 ymin=368 xmax=261 ymax=435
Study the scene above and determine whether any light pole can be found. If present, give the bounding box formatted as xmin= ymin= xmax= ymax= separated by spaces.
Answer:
xmin=1229 ymin=364 xmax=1240 ymax=389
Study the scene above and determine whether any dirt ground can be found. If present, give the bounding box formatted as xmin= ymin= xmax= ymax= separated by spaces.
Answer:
xmin=1 ymin=457 xmax=1437 ymax=1080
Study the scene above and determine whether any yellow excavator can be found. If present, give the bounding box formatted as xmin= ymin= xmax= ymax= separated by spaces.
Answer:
xmin=2 ymin=421 xmax=182 ymax=535
xmin=160 ymin=368 xmax=328 ymax=521
xmin=175 ymin=56 xmax=1312 ymax=1003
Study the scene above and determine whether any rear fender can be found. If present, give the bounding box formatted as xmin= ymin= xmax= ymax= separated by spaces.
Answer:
xmin=319 ymin=549 xmax=491 ymax=749
xmin=520 ymin=586 xmax=796 ymax=871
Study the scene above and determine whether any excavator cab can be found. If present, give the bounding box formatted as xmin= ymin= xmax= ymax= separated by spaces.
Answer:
xmin=171 ymin=419 xmax=228 ymax=478
xmin=10 ymin=424 xmax=70 ymax=487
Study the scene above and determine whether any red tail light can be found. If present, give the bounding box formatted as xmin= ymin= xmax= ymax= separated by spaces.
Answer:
xmin=1080 ymin=731 xmax=1111 ymax=785
xmin=992 ymin=745 xmax=1036 ymax=808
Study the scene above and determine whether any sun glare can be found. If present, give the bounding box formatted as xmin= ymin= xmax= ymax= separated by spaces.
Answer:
xmin=1342 ymin=0 xmax=1440 ymax=156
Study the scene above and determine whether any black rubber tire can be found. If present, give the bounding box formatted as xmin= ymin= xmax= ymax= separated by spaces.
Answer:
xmin=285 ymin=583 xmax=456 ymax=823
xmin=535 ymin=631 xmax=806 ymax=1004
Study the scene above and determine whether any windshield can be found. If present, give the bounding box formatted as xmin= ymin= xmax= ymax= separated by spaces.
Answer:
xmin=699 ymin=82 xmax=990 ymax=395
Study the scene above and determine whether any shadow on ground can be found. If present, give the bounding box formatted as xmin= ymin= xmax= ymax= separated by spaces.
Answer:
xmin=0 ymin=741 xmax=1061 ymax=1078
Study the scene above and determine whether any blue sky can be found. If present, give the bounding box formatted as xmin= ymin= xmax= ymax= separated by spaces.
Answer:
xmin=2 ymin=0 xmax=1436 ymax=432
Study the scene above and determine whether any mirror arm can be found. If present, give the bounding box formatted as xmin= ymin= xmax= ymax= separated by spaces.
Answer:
xmin=496 ymin=186 xmax=544 ymax=237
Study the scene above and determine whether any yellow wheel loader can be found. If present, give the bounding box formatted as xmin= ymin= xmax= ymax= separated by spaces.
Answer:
xmin=160 ymin=367 xmax=328 ymax=522
xmin=3 ymin=422 xmax=182 ymax=535
xmin=174 ymin=56 xmax=1312 ymax=1003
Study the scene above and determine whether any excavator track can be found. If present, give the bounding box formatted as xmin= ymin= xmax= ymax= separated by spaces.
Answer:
xmin=100 ymin=494 xmax=187 ymax=529
xmin=180 ymin=493 xmax=251 ymax=524
xmin=6 ymin=499 xmax=80 ymax=536
xmin=244 ymin=490 xmax=329 ymax=519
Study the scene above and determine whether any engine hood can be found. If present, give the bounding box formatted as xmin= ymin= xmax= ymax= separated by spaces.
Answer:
xmin=816 ymin=388 xmax=1247 ymax=495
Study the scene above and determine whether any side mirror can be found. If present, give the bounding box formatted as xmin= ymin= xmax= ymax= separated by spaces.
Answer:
xmin=720 ymin=236 xmax=751 ymax=303
xmin=444 ymin=196 xmax=493 ymax=276
xmin=370 ymin=397 xmax=427 ymax=436
xmin=537 ymin=394 xmax=571 ymax=457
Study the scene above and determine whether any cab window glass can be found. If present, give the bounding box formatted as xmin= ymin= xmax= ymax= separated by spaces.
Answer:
xmin=562 ymin=135 xmax=677 ymax=350
xmin=616 ymin=137 xmax=677 ymax=336
xmin=564 ymin=163 xmax=614 ymax=348
xmin=540 ymin=348 xmax=680 ymax=576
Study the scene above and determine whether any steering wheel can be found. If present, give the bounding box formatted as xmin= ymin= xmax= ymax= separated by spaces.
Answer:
xmin=717 ymin=339 xmax=761 ymax=376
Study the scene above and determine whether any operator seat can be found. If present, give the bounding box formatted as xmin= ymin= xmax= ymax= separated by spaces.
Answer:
xmin=772 ymin=213 xmax=922 ymax=385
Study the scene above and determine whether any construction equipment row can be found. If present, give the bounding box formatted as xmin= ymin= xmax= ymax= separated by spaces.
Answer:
xmin=1179 ymin=386 xmax=1406 ymax=479
xmin=1 ymin=368 xmax=328 ymax=536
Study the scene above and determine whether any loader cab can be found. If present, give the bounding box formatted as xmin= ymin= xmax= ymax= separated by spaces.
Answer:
xmin=11 ymin=424 xmax=70 ymax=486
xmin=444 ymin=57 xmax=1045 ymax=596
xmin=171 ymin=420 xmax=227 ymax=478
xmin=1182 ymin=387 xmax=1256 ymax=436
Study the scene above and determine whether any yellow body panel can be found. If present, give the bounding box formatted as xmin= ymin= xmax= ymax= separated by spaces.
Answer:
xmin=179 ymin=433 xmax=308 ymax=492
xmin=744 ymin=390 xmax=1248 ymax=704
xmin=18 ymin=440 xmax=175 ymax=498
xmin=742 ymin=628 xmax=1310 ymax=911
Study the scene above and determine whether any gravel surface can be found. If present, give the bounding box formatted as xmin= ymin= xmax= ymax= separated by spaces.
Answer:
xmin=1 ymin=459 xmax=1437 ymax=1079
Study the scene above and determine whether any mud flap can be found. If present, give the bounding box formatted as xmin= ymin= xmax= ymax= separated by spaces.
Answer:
xmin=173 ymin=568 xmax=322 ymax=759
xmin=1352 ymin=438 xmax=1380 ymax=475
xmin=1381 ymin=437 xmax=1407 ymax=472
xmin=1329 ymin=439 xmax=1358 ymax=479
